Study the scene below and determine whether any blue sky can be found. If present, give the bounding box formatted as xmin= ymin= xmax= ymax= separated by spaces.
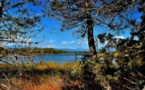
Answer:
xmin=5 ymin=3 xmax=142 ymax=50
xmin=32 ymin=19 xmax=133 ymax=50
xmin=22 ymin=10 xmax=141 ymax=50
xmin=6 ymin=12 xmax=141 ymax=50
xmin=35 ymin=18 xmax=89 ymax=49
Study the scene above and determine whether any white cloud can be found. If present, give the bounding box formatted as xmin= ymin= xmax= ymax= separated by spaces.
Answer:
xmin=49 ymin=40 xmax=56 ymax=44
xmin=70 ymin=41 xmax=75 ymax=44
xmin=46 ymin=44 xmax=72 ymax=49
xmin=114 ymin=36 xmax=125 ymax=39
xmin=47 ymin=44 xmax=55 ymax=48
xmin=61 ymin=41 xmax=75 ymax=45
xmin=0 ymin=35 xmax=33 ymax=47
xmin=5 ymin=38 xmax=32 ymax=47
xmin=78 ymin=40 xmax=88 ymax=45
xmin=61 ymin=41 xmax=68 ymax=45
xmin=78 ymin=41 xmax=82 ymax=45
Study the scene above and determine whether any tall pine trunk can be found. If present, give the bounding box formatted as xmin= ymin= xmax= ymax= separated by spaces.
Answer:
xmin=85 ymin=0 xmax=97 ymax=61
xmin=86 ymin=16 xmax=97 ymax=61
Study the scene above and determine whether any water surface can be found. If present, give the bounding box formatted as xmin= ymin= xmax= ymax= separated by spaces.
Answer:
xmin=1 ymin=54 xmax=83 ymax=64
xmin=31 ymin=54 xmax=83 ymax=64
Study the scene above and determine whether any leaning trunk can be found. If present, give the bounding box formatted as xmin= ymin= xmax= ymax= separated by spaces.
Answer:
xmin=86 ymin=13 xmax=97 ymax=61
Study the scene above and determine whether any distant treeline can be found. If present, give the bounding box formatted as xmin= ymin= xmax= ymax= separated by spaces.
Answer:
xmin=10 ymin=47 xmax=68 ymax=55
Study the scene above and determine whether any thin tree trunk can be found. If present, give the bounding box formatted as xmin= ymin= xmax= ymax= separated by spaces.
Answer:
xmin=87 ymin=17 xmax=97 ymax=60
xmin=85 ymin=0 xmax=97 ymax=61
xmin=86 ymin=13 xmax=97 ymax=61
xmin=0 ymin=0 xmax=4 ymax=17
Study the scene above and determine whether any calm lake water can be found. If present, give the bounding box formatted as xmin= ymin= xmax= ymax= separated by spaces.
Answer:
xmin=0 ymin=54 xmax=83 ymax=64
xmin=2 ymin=54 xmax=83 ymax=64
xmin=31 ymin=54 xmax=83 ymax=64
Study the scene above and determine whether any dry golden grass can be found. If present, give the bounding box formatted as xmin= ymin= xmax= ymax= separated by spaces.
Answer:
xmin=0 ymin=63 xmax=13 ymax=69
xmin=60 ymin=62 xmax=81 ymax=70
xmin=97 ymin=52 xmax=121 ymax=58
xmin=34 ymin=62 xmax=59 ymax=71
xmin=10 ymin=75 xmax=64 ymax=90
xmin=0 ymin=62 xmax=80 ymax=90
xmin=97 ymin=53 xmax=104 ymax=57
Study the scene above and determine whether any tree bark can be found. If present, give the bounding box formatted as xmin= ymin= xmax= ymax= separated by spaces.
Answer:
xmin=86 ymin=12 xmax=97 ymax=61
xmin=85 ymin=0 xmax=97 ymax=61
xmin=0 ymin=0 xmax=4 ymax=18
xmin=87 ymin=20 xmax=97 ymax=61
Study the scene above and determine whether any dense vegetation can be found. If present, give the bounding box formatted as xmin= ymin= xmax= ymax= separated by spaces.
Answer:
xmin=0 ymin=62 xmax=80 ymax=90
xmin=0 ymin=0 xmax=145 ymax=90
xmin=12 ymin=47 xmax=68 ymax=55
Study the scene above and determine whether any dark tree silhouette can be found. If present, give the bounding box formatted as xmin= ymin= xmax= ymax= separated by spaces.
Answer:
xmin=41 ymin=0 xmax=139 ymax=61
xmin=0 ymin=0 xmax=44 ymax=48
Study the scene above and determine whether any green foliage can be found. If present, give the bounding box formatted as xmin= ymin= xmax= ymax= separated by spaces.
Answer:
xmin=99 ymin=48 xmax=106 ymax=53
xmin=0 ymin=0 xmax=44 ymax=45
xmin=80 ymin=61 xmax=102 ymax=89
xmin=12 ymin=47 xmax=68 ymax=56
xmin=97 ymin=33 xmax=106 ymax=43
xmin=69 ymin=61 xmax=103 ymax=89
xmin=1 ymin=0 xmax=145 ymax=90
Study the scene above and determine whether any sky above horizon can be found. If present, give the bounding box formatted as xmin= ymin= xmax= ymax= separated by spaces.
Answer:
xmin=6 ymin=12 xmax=142 ymax=50
xmin=5 ymin=4 xmax=142 ymax=50
xmin=32 ymin=13 xmax=141 ymax=50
